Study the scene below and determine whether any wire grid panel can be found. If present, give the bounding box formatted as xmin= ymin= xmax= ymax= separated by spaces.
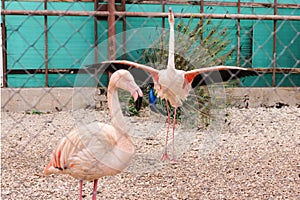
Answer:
xmin=1 ymin=0 xmax=300 ymax=199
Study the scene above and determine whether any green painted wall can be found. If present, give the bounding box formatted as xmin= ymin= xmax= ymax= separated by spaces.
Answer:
xmin=3 ymin=1 xmax=300 ymax=87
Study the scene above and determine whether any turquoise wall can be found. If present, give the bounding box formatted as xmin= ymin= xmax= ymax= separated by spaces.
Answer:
xmin=3 ymin=1 xmax=300 ymax=87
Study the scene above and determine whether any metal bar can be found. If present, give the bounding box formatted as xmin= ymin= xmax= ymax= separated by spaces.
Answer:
xmin=237 ymin=0 xmax=241 ymax=67
xmin=6 ymin=67 xmax=300 ymax=74
xmin=2 ymin=10 xmax=300 ymax=21
xmin=93 ymin=0 xmax=99 ymax=89
xmin=6 ymin=69 xmax=81 ymax=74
xmin=108 ymin=0 xmax=116 ymax=60
xmin=44 ymin=0 xmax=49 ymax=87
xmin=200 ymin=0 xmax=204 ymax=13
xmin=133 ymin=0 xmax=195 ymax=4
xmin=94 ymin=0 xmax=99 ymax=63
xmin=197 ymin=1 xmax=300 ymax=9
xmin=1 ymin=10 xmax=108 ymax=17
xmin=121 ymin=0 xmax=126 ymax=60
xmin=200 ymin=0 xmax=204 ymax=43
xmin=272 ymin=0 xmax=277 ymax=87
xmin=161 ymin=0 xmax=165 ymax=29
xmin=119 ymin=12 xmax=300 ymax=21
xmin=254 ymin=68 xmax=300 ymax=74
xmin=1 ymin=0 xmax=7 ymax=87
xmin=134 ymin=1 xmax=300 ymax=9
xmin=161 ymin=0 xmax=165 ymax=60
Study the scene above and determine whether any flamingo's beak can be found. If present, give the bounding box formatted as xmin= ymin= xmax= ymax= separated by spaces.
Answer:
xmin=168 ymin=8 xmax=174 ymax=23
xmin=127 ymin=81 xmax=143 ymax=111
xmin=133 ymin=88 xmax=143 ymax=111
xmin=135 ymin=95 xmax=143 ymax=111
xmin=131 ymin=88 xmax=142 ymax=100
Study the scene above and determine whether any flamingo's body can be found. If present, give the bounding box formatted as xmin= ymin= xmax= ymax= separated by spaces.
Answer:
xmin=87 ymin=9 xmax=258 ymax=161
xmin=44 ymin=70 xmax=143 ymax=200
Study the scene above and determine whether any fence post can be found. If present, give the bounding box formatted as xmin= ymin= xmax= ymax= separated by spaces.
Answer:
xmin=94 ymin=0 xmax=99 ymax=63
xmin=44 ymin=0 xmax=49 ymax=87
xmin=237 ymin=0 xmax=241 ymax=67
xmin=272 ymin=0 xmax=277 ymax=87
xmin=108 ymin=0 xmax=116 ymax=60
xmin=121 ymin=0 xmax=126 ymax=60
xmin=1 ymin=0 xmax=7 ymax=87
xmin=200 ymin=0 xmax=204 ymax=43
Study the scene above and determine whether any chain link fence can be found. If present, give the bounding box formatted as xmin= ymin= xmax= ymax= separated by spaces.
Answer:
xmin=1 ymin=0 xmax=300 ymax=199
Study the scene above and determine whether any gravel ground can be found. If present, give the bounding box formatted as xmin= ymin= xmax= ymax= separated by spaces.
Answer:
xmin=1 ymin=106 xmax=300 ymax=199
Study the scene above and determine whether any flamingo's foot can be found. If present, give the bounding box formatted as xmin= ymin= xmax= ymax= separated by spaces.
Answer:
xmin=170 ymin=157 xmax=178 ymax=164
xmin=161 ymin=152 xmax=170 ymax=161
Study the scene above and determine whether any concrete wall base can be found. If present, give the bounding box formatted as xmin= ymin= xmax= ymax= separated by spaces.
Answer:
xmin=1 ymin=87 xmax=299 ymax=112
xmin=226 ymin=87 xmax=300 ymax=108
xmin=1 ymin=87 xmax=97 ymax=112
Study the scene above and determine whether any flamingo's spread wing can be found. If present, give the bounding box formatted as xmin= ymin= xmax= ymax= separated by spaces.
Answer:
xmin=184 ymin=66 xmax=258 ymax=88
xmin=86 ymin=60 xmax=160 ymax=83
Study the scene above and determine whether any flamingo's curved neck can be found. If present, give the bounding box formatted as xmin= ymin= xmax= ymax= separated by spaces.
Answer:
xmin=105 ymin=84 xmax=134 ymax=170
xmin=107 ymin=86 xmax=128 ymax=134
xmin=167 ymin=19 xmax=175 ymax=69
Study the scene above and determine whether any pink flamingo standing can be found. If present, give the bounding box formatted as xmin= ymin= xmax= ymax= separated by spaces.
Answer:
xmin=88 ymin=8 xmax=258 ymax=161
xmin=44 ymin=70 xmax=143 ymax=200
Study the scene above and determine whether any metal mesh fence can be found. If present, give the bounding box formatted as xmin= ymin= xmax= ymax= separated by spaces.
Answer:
xmin=1 ymin=0 xmax=300 ymax=199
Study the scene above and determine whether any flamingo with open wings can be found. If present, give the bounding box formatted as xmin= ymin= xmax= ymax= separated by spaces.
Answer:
xmin=87 ymin=8 xmax=258 ymax=161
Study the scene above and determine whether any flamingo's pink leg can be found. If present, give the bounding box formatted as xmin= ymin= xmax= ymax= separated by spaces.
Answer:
xmin=171 ymin=107 xmax=177 ymax=162
xmin=92 ymin=179 xmax=98 ymax=200
xmin=79 ymin=180 xmax=83 ymax=200
xmin=161 ymin=100 xmax=171 ymax=161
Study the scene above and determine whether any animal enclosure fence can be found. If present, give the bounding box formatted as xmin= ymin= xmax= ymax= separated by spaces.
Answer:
xmin=1 ymin=1 xmax=300 ymax=199
xmin=1 ymin=0 xmax=300 ymax=88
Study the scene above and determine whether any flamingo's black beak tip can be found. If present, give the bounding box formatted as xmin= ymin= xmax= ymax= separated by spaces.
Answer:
xmin=169 ymin=8 xmax=172 ymax=13
xmin=135 ymin=95 xmax=143 ymax=111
